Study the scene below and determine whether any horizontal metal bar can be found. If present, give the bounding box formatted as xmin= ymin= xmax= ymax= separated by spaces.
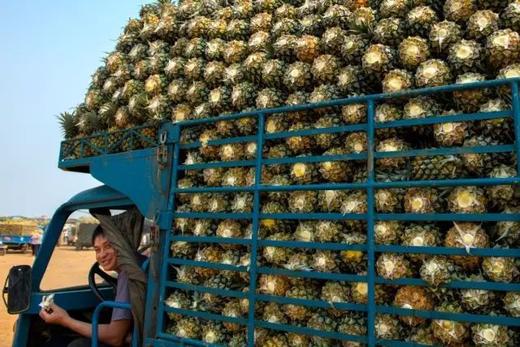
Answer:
xmin=376 ymin=110 xmax=511 ymax=129
xmin=377 ymin=245 xmax=520 ymax=258
xmin=259 ymin=240 xmax=367 ymax=252
xmin=257 ymin=267 xmax=366 ymax=282
xmin=171 ymin=235 xmax=252 ymax=245
xmin=376 ymin=277 xmax=520 ymax=292
xmin=174 ymin=212 xmax=252 ymax=220
xmin=375 ymin=177 xmax=520 ymax=188
xmin=178 ymin=159 xmax=256 ymax=171
xmin=174 ymin=177 xmax=520 ymax=194
xmin=179 ymin=135 xmax=257 ymax=149
xmin=377 ymin=213 xmax=520 ymax=222
xmin=174 ymin=186 xmax=255 ymax=193
xmin=375 ymin=144 xmax=514 ymax=159
xmin=264 ymin=152 xmax=367 ymax=165
xmin=377 ymin=340 xmax=435 ymax=347
xmin=259 ymin=182 xmax=369 ymax=191
xmin=166 ymin=281 xmax=247 ymax=299
xmin=169 ymin=258 xmax=248 ymax=272
xmin=157 ymin=333 xmax=216 ymax=347
xmin=256 ymin=294 xmax=367 ymax=312
xmin=265 ymin=124 xmax=367 ymax=140
xmin=164 ymin=307 xmax=248 ymax=326
xmin=256 ymin=320 xmax=367 ymax=343
xmin=261 ymin=212 xmax=367 ymax=220
xmin=377 ymin=306 xmax=520 ymax=326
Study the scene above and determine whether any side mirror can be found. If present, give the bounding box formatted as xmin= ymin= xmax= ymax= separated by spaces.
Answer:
xmin=2 ymin=265 xmax=32 ymax=314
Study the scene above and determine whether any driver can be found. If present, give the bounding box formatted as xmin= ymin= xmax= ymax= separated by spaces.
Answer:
xmin=39 ymin=226 xmax=131 ymax=347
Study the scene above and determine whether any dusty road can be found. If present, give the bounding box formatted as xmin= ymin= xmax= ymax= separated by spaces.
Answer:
xmin=0 ymin=247 xmax=95 ymax=347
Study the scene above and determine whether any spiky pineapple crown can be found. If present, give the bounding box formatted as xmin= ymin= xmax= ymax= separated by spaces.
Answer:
xmin=57 ymin=111 xmax=79 ymax=139
xmin=77 ymin=110 xmax=103 ymax=135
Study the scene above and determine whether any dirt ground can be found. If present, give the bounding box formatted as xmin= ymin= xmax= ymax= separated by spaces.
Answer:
xmin=0 ymin=247 xmax=95 ymax=347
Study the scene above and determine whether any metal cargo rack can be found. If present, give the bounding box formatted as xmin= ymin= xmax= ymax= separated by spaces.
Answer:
xmin=59 ymin=78 xmax=520 ymax=346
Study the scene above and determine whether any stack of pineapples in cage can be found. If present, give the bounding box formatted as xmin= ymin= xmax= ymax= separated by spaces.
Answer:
xmin=52 ymin=0 xmax=520 ymax=344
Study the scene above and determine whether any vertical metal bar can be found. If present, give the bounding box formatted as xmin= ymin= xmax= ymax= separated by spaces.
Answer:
xmin=511 ymin=81 xmax=520 ymax=175
xmin=366 ymin=99 xmax=376 ymax=347
xmin=156 ymin=132 xmax=181 ymax=336
xmin=247 ymin=113 xmax=265 ymax=346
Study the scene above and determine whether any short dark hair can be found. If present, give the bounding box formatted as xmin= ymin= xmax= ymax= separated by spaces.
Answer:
xmin=91 ymin=225 xmax=104 ymax=245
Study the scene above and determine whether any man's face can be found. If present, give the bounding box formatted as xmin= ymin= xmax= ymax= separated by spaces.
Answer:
xmin=93 ymin=234 xmax=117 ymax=271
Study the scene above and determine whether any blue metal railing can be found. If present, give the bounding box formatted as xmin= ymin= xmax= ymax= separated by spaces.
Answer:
xmin=157 ymin=78 xmax=520 ymax=347
xmin=91 ymin=301 xmax=137 ymax=347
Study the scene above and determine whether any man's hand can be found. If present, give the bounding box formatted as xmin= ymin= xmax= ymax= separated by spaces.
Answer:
xmin=39 ymin=304 xmax=70 ymax=326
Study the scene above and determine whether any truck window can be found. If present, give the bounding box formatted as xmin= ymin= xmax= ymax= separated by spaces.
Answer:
xmin=40 ymin=214 xmax=101 ymax=291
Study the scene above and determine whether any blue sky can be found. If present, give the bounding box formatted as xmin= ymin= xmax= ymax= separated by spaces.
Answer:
xmin=0 ymin=1 xmax=153 ymax=217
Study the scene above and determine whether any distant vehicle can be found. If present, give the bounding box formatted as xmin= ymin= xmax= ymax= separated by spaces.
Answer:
xmin=0 ymin=222 xmax=37 ymax=253
xmin=74 ymin=222 xmax=98 ymax=250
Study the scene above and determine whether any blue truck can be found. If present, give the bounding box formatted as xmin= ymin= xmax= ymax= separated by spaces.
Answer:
xmin=3 ymin=79 xmax=520 ymax=347
xmin=0 ymin=235 xmax=31 ymax=253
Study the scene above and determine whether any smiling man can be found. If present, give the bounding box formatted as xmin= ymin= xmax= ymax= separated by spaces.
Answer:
xmin=39 ymin=226 xmax=132 ymax=347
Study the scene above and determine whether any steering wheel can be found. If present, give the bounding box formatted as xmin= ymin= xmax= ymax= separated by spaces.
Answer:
xmin=88 ymin=262 xmax=118 ymax=302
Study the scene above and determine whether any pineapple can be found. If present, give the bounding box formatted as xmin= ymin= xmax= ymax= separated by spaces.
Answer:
xmin=461 ymin=275 xmax=495 ymax=312
xmin=201 ymin=322 xmax=226 ymax=344
xmin=415 ymin=59 xmax=452 ymax=88
xmin=294 ymin=221 xmax=316 ymax=242
xmin=321 ymin=27 xmax=346 ymax=56
xmin=374 ymin=18 xmax=406 ymax=48
xmin=323 ymin=4 xmax=351 ymax=29
xmin=171 ymin=240 xmax=196 ymax=259
xmin=351 ymin=281 xmax=391 ymax=304
xmin=502 ymin=2 xmax=520 ymax=32
xmin=271 ymin=18 xmax=300 ymax=38
xmin=407 ymin=6 xmax=438 ymax=37
xmin=375 ymin=189 xmax=404 ymax=213
xmin=173 ymin=317 xmax=201 ymax=340
xmin=256 ymin=88 xmax=284 ymax=109
xmin=307 ymin=311 xmax=337 ymax=346
xmin=251 ymin=12 xmax=273 ymax=33
xmin=432 ymin=302 xmax=469 ymax=345
xmin=398 ymin=36 xmax=431 ymax=71
xmin=244 ymin=52 xmax=269 ymax=84
xmin=222 ymin=299 xmax=244 ymax=332
xmin=420 ymin=256 xmax=455 ymax=286
xmin=261 ymin=201 xmax=288 ymax=235
xmin=261 ymin=302 xmax=288 ymax=324
xmin=194 ymin=246 xmax=223 ymax=279
xmin=164 ymin=57 xmax=186 ymax=80
xmin=468 ymin=10 xmax=499 ymax=41
xmin=286 ymin=333 xmax=310 ymax=347
xmin=165 ymin=291 xmax=191 ymax=321
xmin=503 ymin=292 xmax=520 ymax=317
xmin=261 ymin=59 xmax=286 ymax=88
xmin=379 ymin=0 xmax=409 ymax=18
xmin=232 ymin=82 xmax=256 ymax=110
xmin=361 ymin=44 xmax=395 ymax=86
xmin=227 ymin=19 xmax=250 ymax=41
xmin=192 ymin=219 xmax=216 ymax=237
xmin=433 ymin=112 xmax=469 ymax=147
xmin=444 ymin=0 xmax=476 ymax=24
xmin=341 ymin=232 xmax=367 ymax=272
xmin=486 ymin=29 xmax=520 ymax=70
xmin=258 ymin=274 xmax=290 ymax=296
xmin=376 ymin=137 xmax=410 ymax=172
xmin=449 ymin=40 xmax=484 ymax=73
xmin=231 ymin=193 xmax=253 ymax=213
xmin=429 ymin=20 xmax=463 ymax=54
xmin=263 ymin=232 xmax=293 ymax=265
xmin=202 ymin=274 xmax=235 ymax=306
xmin=205 ymin=38 xmax=225 ymax=61
xmin=319 ymin=148 xmax=352 ymax=183
xmin=444 ymin=222 xmax=489 ymax=270
xmin=272 ymin=34 xmax=297 ymax=61
xmin=400 ymin=224 xmax=440 ymax=262
xmin=299 ymin=14 xmax=324 ymax=36
xmin=375 ymin=221 xmax=402 ymax=244
xmin=260 ymin=334 xmax=289 ymax=347
xmin=314 ymin=115 xmax=342 ymax=150
xmin=341 ymin=35 xmax=369 ymax=65
xmin=203 ymin=61 xmax=226 ymax=89
xmin=337 ymin=314 xmax=367 ymax=347
xmin=462 ymin=136 xmax=506 ymax=176
xmin=288 ymin=190 xmax=317 ymax=213
xmin=478 ymin=98 xmax=514 ymax=142
xmin=345 ymin=132 xmax=368 ymax=154
xmin=58 ymin=112 xmax=80 ymax=158
xmin=403 ymin=187 xmax=439 ymax=213
xmin=342 ymin=103 xmax=367 ymax=125
xmin=337 ymin=65 xmax=366 ymax=95
xmin=375 ymin=314 xmax=403 ymax=340
xmin=393 ymin=286 xmax=434 ymax=326
xmin=448 ymin=186 xmax=487 ymax=213
xmin=411 ymin=155 xmax=465 ymax=181
xmin=472 ymin=324 xmax=511 ymax=347
xmin=184 ymin=58 xmax=205 ymax=81
xmin=284 ymin=281 xmax=318 ymax=321
xmin=382 ymin=69 xmax=414 ymax=94
xmin=315 ymin=221 xmax=343 ymax=243
xmin=350 ymin=6 xmax=377 ymax=33
xmin=482 ymin=257 xmax=517 ymax=282
xmin=216 ymin=220 xmax=243 ymax=240
xmin=222 ymin=167 xmax=250 ymax=187
xmin=486 ymin=165 xmax=517 ymax=208
xmin=284 ymin=62 xmax=313 ymax=92
xmin=311 ymin=250 xmax=339 ymax=272
xmin=295 ymin=35 xmax=321 ymax=63
xmin=376 ymin=253 xmax=413 ymax=280
xmin=290 ymin=161 xmax=318 ymax=184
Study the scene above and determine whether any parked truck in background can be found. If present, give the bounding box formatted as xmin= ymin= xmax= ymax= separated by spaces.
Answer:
xmin=0 ymin=221 xmax=39 ymax=253
xmin=73 ymin=222 xmax=98 ymax=250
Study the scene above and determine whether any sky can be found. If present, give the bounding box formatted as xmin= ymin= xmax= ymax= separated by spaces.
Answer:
xmin=0 ymin=1 xmax=153 ymax=217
